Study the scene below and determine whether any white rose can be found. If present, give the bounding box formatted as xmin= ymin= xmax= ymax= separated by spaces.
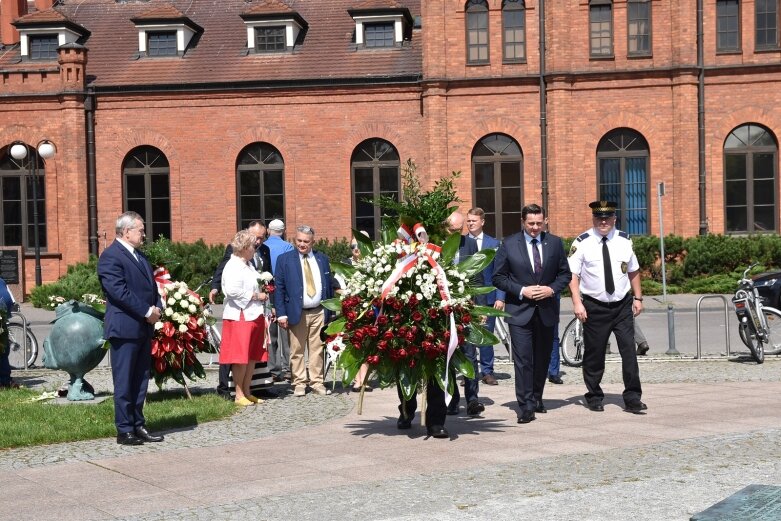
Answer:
xmin=197 ymin=317 xmax=204 ymax=326
xmin=154 ymin=321 xmax=163 ymax=330
xmin=165 ymin=307 xmax=173 ymax=316
xmin=167 ymin=297 xmax=176 ymax=306
xmin=188 ymin=304 xmax=196 ymax=313
xmin=178 ymin=324 xmax=188 ymax=333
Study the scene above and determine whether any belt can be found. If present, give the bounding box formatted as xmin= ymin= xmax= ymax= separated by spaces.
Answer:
xmin=303 ymin=305 xmax=323 ymax=311
xmin=582 ymin=293 xmax=630 ymax=308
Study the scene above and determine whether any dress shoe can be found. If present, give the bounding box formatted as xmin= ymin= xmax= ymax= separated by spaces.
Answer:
xmin=272 ymin=374 xmax=285 ymax=382
xmin=310 ymin=385 xmax=330 ymax=396
xmin=625 ymin=400 xmax=648 ymax=413
xmin=116 ymin=432 xmax=144 ymax=446
xmin=518 ymin=411 xmax=536 ymax=424
xmin=446 ymin=405 xmax=460 ymax=416
xmin=426 ymin=425 xmax=449 ymax=438
xmin=636 ymin=342 xmax=650 ymax=356
xmin=397 ymin=416 xmax=413 ymax=429
xmin=534 ymin=400 xmax=547 ymax=414
xmin=293 ymin=386 xmax=306 ymax=397
xmin=255 ymin=388 xmax=278 ymax=399
xmin=481 ymin=373 xmax=498 ymax=386
xmin=548 ymin=374 xmax=563 ymax=385
xmin=135 ymin=426 xmax=164 ymax=442
xmin=587 ymin=402 xmax=604 ymax=412
xmin=466 ymin=400 xmax=485 ymax=416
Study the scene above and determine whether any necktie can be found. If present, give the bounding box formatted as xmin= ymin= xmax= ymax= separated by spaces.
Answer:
xmin=602 ymin=236 xmax=615 ymax=294
xmin=531 ymin=238 xmax=542 ymax=277
xmin=303 ymin=254 xmax=316 ymax=298
xmin=132 ymin=250 xmax=139 ymax=263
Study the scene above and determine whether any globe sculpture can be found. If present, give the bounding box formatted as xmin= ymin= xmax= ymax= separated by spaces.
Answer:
xmin=43 ymin=301 xmax=107 ymax=401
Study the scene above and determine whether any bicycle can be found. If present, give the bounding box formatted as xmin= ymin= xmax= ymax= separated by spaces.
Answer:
xmin=733 ymin=263 xmax=781 ymax=364
xmin=7 ymin=304 xmax=39 ymax=370
xmin=560 ymin=317 xmax=585 ymax=367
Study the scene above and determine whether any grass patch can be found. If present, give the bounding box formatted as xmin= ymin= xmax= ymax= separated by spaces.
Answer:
xmin=0 ymin=388 xmax=236 ymax=449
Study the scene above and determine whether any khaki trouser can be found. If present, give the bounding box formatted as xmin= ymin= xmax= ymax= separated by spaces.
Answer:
xmin=288 ymin=307 xmax=325 ymax=388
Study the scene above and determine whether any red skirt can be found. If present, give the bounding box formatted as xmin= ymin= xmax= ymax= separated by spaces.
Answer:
xmin=219 ymin=312 xmax=267 ymax=364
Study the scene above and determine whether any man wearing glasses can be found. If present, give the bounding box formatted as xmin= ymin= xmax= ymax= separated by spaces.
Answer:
xmin=567 ymin=201 xmax=646 ymax=414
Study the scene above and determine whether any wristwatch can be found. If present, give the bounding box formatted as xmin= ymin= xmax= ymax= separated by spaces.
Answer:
xmin=633 ymin=296 xmax=643 ymax=301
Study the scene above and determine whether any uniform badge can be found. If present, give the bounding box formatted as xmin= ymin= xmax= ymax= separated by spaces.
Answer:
xmin=568 ymin=244 xmax=577 ymax=258
xmin=621 ymin=261 xmax=628 ymax=274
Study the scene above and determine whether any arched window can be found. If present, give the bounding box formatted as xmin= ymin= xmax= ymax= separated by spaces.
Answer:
xmin=597 ymin=128 xmax=650 ymax=235
xmin=0 ymin=146 xmax=47 ymax=249
xmin=236 ymin=142 xmax=285 ymax=229
xmin=472 ymin=133 xmax=523 ymax=238
xmin=466 ymin=0 xmax=489 ymax=64
xmin=351 ymin=138 xmax=400 ymax=239
xmin=123 ymin=146 xmax=171 ymax=240
xmin=724 ymin=123 xmax=777 ymax=233
xmin=502 ymin=0 xmax=526 ymax=62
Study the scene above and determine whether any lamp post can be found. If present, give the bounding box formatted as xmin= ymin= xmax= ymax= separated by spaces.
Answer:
xmin=9 ymin=140 xmax=56 ymax=287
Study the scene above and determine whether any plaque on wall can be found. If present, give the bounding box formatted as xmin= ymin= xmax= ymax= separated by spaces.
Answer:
xmin=0 ymin=249 xmax=19 ymax=284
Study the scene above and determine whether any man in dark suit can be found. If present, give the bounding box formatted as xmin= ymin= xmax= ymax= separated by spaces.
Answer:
xmin=274 ymin=225 xmax=333 ymax=397
xmin=97 ymin=211 xmax=164 ymax=445
xmin=465 ymin=207 xmax=506 ymax=385
xmin=208 ymin=221 xmax=275 ymax=399
xmin=493 ymin=204 xmax=571 ymax=424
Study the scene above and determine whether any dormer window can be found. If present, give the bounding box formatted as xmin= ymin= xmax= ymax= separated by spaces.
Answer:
xmin=29 ymin=34 xmax=59 ymax=60
xmin=348 ymin=7 xmax=414 ymax=49
xmin=12 ymin=10 xmax=90 ymax=62
xmin=131 ymin=5 xmax=203 ymax=58
xmin=147 ymin=31 xmax=177 ymax=56
xmin=255 ymin=26 xmax=286 ymax=53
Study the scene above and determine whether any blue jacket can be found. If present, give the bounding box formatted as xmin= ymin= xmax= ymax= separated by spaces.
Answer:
xmin=0 ymin=278 xmax=14 ymax=314
xmin=97 ymin=240 xmax=162 ymax=339
xmin=274 ymin=249 xmax=333 ymax=326
xmin=476 ymin=234 xmax=506 ymax=306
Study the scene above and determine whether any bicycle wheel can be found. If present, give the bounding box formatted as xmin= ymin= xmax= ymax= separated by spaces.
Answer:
xmin=7 ymin=323 xmax=38 ymax=369
xmin=760 ymin=306 xmax=781 ymax=356
xmin=206 ymin=324 xmax=221 ymax=353
xmin=560 ymin=317 xmax=584 ymax=367
xmin=740 ymin=323 xmax=764 ymax=364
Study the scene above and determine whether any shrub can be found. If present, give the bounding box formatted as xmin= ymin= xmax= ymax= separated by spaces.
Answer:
xmin=29 ymin=256 xmax=103 ymax=308
xmin=314 ymin=237 xmax=352 ymax=264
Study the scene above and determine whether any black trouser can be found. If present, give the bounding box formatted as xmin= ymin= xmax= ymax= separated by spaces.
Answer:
xmin=581 ymin=294 xmax=642 ymax=405
xmin=508 ymin=309 xmax=554 ymax=414
xmin=397 ymin=379 xmax=447 ymax=427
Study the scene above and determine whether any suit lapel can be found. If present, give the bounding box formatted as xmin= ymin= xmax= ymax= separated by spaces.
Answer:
xmin=117 ymin=242 xmax=153 ymax=286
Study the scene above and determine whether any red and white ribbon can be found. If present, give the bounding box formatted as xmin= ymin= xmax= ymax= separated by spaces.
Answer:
xmin=154 ymin=266 xmax=172 ymax=300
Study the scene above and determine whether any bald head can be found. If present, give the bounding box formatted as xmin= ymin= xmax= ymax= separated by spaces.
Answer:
xmin=447 ymin=211 xmax=464 ymax=234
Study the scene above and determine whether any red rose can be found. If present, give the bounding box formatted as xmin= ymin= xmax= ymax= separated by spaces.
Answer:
xmin=383 ymin=330 xmax=394 ymax=340
xmin=398 ymin=326 xmax=408 ymax=336
xmin=378 ymin=340 xmax=388 ymax=350
xmin=411 ymin=311 xmax=423 ymax=322
xmin=368 ymin=326 xmax=379 ymax=337
xmin=187 ymin=316 xmax=199 ymax=330
xmin=366 ymin=309 xmax=375 ymax=319
xmin=421 ymin=340 xmax=433 ymax=351
xmin=331 ymin=344 xmax=340 ymax=352
xmin=408 ymin=294 xmax=419 ymax=306
xmin=392 ymin=314 xmax=401 ymax=323
xmin=428 ymin=308 xmax=439 ymax=319
xmin=377 ymin=314 xmax=389 ymax=326
xmin=398 ymin=348 xmax=407 ymax=358
xmin=353 ymin=329 xmax=365 ymax=341
xmin=346 ymin=311 xmax=358 ymax=321
xmin=405 ymin=332 xmax=415 ymax=342
xmin=367 ymin=355 xmax=380 ymax=365
xmin=266 ymin=283 xmax=275 ymax=293
xmin=392 ymin=299 xmax=403 ymax=311
xmin=408 ymin=359 xmax=416 ymax=368
xmin=461 ymin=314 xmax=472 ymax=324
xmin=457 ymin=324 xmax=465 ymax=333
xmin=352 ymin=340 xmax=363 ymax=350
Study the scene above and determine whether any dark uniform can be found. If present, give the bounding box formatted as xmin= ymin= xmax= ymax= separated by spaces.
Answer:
xmin=568 ymin=201 xmax=645 ymax=412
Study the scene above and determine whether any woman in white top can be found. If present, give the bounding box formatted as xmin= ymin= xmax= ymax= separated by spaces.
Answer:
xmin=219 ymin=230 xmax=269 ymax=406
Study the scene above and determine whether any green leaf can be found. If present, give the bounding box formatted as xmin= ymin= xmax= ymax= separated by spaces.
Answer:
xmin=352 ymin=228 xmax=373 ymax=257
xmin=321 ymin=297 xmax=342 ymax=312
xmin=458 ymin=249 xmax=496 ymax=278
xmin=470 ymin=305 xmax=511 ymax=318
xmin=440 ymin=232 xmax=462 ymax=265
xmin=398 ymin=366 xmax=418 ymax=401
xmin=337 ymin=348 xmax=362 ymax=386
xmin=466 ymin=323 xmax=501 ymax=346
xmin=331 ymin=261 xmax=356 ymax=280
xmin=451 ymin=348 xmax=475 ymax=379
xmin=325 ymin=316 xmax=346 ymax=335
xmin=470 ymin=286 xmax=496 ymax=295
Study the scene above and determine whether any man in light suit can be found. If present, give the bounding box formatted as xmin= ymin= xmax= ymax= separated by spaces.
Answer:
xmin=465 ymin=207 xmax=506 ymax=385
xmin=274 ymin=225 xmax=333 ymax=397
xmin=493 ymin=204 xmax=571 ymax=424
xmin=97 ymin=211 xmax=164 ymax=445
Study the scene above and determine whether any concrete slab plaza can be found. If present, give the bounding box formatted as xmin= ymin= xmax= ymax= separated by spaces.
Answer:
xmin=2 ymin=357 xmax=781 ymax=521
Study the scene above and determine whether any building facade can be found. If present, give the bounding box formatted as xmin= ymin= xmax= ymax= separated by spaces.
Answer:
xmin=0 ymin=0 xmax=779 ymax=292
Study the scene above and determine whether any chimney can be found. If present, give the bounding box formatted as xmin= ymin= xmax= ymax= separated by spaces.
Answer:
xmin=34 ymin=0 xmax=53 ymax=11
xmin=2 ymin=0 xmax=28 ymax=46
xmin=58 ymin=43 xmax=87 ymax=89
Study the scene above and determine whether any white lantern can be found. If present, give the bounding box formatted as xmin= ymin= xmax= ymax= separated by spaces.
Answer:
xmin=9 ymin=143 xmax=27 ymax=160
xmin=37 ymin=141 xmax=56 ymax=159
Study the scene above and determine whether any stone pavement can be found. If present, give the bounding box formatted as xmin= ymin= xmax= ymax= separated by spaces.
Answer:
xmin=3 ymin=355 xmax=781 ymax=521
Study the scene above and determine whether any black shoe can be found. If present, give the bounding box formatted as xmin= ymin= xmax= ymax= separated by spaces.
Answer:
xmin=518 ymin=411 xmax=536 ymax=424
xmin=534 ymin=400 xmax=547 ymax=414
xmin=255 ymin=388 xmax=279 ymax=399
xmin=466 ymin=400 xmax=485 ymax=416
xmin=117 ymin=432 xmax=144 ymax=446
xmin=625 ymin=400 xmax=648 ymax=413
xmin=587 ymin=402 xmax=604 ymax=412
xmin=481 ymin=374 xmax=498 ymax=385
xmin=397 ymin=416 xmax=413 ymax=429
xmin=426 ymin=425 xmax=449 ymax=438
xmin=134 ymin=426 xmax=164 ymax=442
xmin=446 ymin=404 xmax=460 ymax=415
xmin=636 ymin=342 xmax=650 ymax=356
xmin=548 ymin=375 xmax=563 ymax=385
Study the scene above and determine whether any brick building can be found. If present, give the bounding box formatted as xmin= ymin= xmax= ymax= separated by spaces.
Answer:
xmin=0 ymin=0 xmax=778 ymax=293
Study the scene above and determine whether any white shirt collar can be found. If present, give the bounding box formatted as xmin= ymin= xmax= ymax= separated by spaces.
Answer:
xmin=116 ymin=238 xmax=137 ymax=255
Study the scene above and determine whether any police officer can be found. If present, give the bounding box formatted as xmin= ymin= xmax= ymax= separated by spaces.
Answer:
xmin=567 ymin=201 xmax=646 ymax=414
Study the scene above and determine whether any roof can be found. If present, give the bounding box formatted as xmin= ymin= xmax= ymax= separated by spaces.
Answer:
xmin=130 ymin=4 xmax=204 ymax=33
xmin=0 ymin=0 xmax=421 ymax=90
xmin=12 ymin=8 xmax=90 ymax=36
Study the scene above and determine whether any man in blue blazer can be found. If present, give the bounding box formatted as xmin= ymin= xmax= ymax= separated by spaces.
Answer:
xmin=493 ymin=204 xmax=571 ymax=424
xmin=274 ymin=225 xmax=333 ymax=397
xmin=97 ymin=211 xmax=164 ymax=445
xmin=466 ymin=208 xmax=506 ymax=385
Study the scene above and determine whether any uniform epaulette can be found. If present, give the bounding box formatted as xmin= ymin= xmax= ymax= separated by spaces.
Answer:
xmin=577 ymin=232 xmax=590 ymax=242
xmin=618 ymin=231 xmax=629 ymax=239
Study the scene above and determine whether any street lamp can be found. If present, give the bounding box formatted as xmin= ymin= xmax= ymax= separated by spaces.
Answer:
xmin=9 ymin=140 xmax=56 ymax=287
